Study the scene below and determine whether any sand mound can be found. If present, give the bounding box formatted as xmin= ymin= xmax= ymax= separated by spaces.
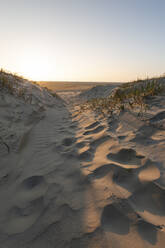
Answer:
xmin=0 ymin=71 xmax=64 ymax=153
xmin=78 ymin=84 xmax=120 ymax=101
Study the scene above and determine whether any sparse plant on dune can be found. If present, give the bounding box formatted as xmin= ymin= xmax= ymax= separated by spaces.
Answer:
xmin=17 ymin=87 xmax=26 ymax=98
xmin=0 ymin=72 xmax=14 ymax=94
xmin=0 ymin=69 xmax=59 ymax=100
xmin=80 ymin=76 xmax=165 ymax=117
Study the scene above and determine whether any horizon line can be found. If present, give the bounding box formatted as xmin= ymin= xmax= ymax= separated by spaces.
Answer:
xmin=37 ymin=80 xmax=124 ymax=83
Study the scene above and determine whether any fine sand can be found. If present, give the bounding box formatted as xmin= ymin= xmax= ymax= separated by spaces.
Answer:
xmin=0 ymin=80 xmax=165 ymax=248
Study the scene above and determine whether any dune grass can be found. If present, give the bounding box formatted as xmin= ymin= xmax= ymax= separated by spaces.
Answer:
xmin=0 ymin=69 xmax=32 ymax=96
xmin=0 ymin=69 xmax=59 ymax=100
xmin=80 ymin=76 xmax=165 ymax=116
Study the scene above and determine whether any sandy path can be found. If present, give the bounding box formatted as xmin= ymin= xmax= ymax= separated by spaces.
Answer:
xmin=0 ymin=90 xmax=165 ymax=247
xmin=0 ymin=104 xmax=87 ymax=248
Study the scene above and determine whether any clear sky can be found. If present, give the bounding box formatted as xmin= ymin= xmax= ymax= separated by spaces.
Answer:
xmin=1 ymin=0 xmax=165 ymax=82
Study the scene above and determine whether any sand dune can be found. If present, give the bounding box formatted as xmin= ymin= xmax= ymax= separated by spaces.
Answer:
xmin=0 ymin=77 xmax=165 ymax=247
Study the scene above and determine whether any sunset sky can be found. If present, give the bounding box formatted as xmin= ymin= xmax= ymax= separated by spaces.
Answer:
xmin=1 ymin=0 xmax=165 ymax=82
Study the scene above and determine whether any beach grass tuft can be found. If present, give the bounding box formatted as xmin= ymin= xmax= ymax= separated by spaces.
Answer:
xmin=80 ymin=76 xmax=165 ymax=116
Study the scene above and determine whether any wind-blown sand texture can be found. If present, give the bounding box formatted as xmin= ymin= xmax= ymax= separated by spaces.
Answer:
xmin=0 ymin=75 xmax=165 ymax=247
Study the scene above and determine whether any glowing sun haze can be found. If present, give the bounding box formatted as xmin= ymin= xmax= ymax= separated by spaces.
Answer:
xmin=1 ymin=0 xmax=165 ymax=82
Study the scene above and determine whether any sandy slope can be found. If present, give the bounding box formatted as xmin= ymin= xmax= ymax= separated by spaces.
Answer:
xmin=0 ymin=81 xmax=165 ymax=248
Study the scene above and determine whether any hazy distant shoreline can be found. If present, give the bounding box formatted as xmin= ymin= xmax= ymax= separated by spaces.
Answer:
xmin=38 ymin=81 xmax=121 ymax=92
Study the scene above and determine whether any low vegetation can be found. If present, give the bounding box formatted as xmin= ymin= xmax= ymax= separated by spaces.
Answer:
xmin=80 ymin=76 xmax=165 ymax=116
xmin=0 ymin=69 xmax=58 ymax=100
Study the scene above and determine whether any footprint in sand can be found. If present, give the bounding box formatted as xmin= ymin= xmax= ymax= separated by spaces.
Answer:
xmin=90 ymin=135 xmax=110 ymax=148
xmin=62 ymin=137 xmax=76 ymax=146
xmin=101 ymin=203 xmax=131 ymax=234
xmin=129 ymin=182 xmax=165 ymax=226
xmin=78 ymin=135 xmax=111 ymax=164
xmin=76 ymin=141 xmax=86 ymax=148
xmin=78 ymin=150 xmax=92 ymax=161
xmin=4 ymin=175 xmax=48 ymax=234
xmin=136 ymin=220 xmax=157 ymax=245
xmin=4 ymin=196 xmax=44 ymax=234
xmin=83 ymin=125 xmax=104 ymax=136
xmin=22 ymin=175 xmax=44 ymax=190
xmin=88 ymin=164 xmax=113 ymax=180
xmin=107 ymin=148 xmax=145 ymax=168
xmin=118 ymin=135 xmax=126 ymax=140
xmin=112 ymin=165 xmax=141 ymax=193
xmin=101 ymin=197 xmax=160 ymax=244
xmin=19 ymin=175 xmax=48 ymax=203
xmin=150 ymin=111 xmax=165 ymax=123
xmin=88 ymin=162 xmax=141 ymax=194
xmin=85 ymin=121 xmax=100 ymax=130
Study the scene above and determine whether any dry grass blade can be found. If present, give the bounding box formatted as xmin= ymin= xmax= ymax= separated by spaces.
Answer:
xmin=80 ymin=76 xmax=165 ymax=116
